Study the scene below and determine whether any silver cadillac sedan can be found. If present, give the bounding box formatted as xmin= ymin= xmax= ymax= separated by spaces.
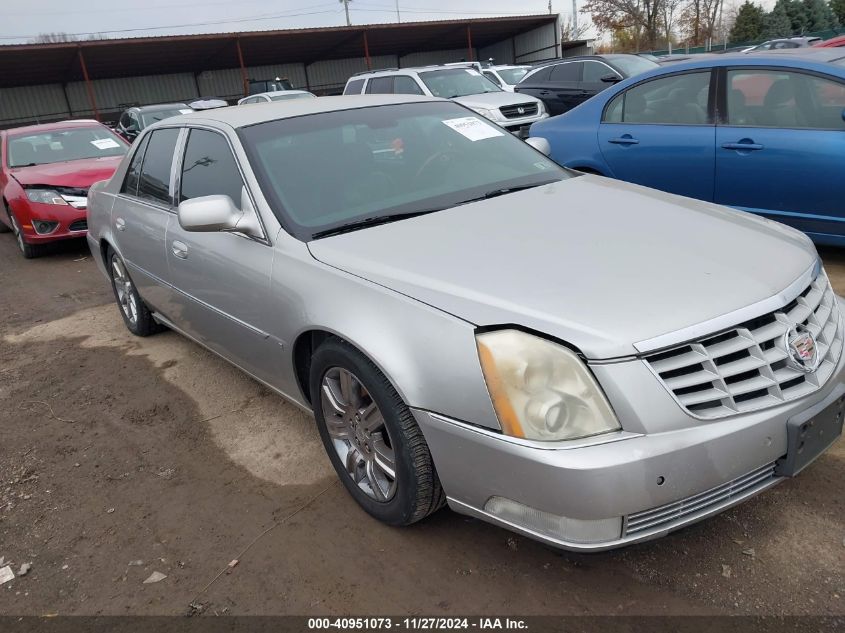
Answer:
xmin=86 ymin=95 xmax=845 ymax=551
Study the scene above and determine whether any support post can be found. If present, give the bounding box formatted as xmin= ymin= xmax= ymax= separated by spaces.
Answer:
xmin=77 ymin=47 xmax=99 ymax=121
xmin=363 ymin=31 xmax=372 ymax=70
xmin=236 ymin=37 xmax=249 ymax=96
xmin=466 ymin=25 xmax=474 ymax=61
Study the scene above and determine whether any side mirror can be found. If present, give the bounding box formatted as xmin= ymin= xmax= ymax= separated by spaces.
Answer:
xmin=525 ymin=137 xmax=551 ymax=156
xmin=177 ymin=191 xmax=262 ymax=238
xmin=601 ymin=73 xmax=622 ymax=83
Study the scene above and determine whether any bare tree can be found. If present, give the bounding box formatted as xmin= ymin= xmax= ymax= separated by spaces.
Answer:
xmin=30 ymin=32 xmax=79 ymax=43
xmin=582 ymin=0 xmax=665 ymax=50
xmin=562 ymin=13 xmax=592 ymax=40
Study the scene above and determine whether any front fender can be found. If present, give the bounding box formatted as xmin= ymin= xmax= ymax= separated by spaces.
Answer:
xmin=271 ymin=244 xmax=501 ymax=430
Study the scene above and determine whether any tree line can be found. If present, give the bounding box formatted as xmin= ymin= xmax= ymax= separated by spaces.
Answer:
xmin=582 ymin=0 xmax=844 ymax=52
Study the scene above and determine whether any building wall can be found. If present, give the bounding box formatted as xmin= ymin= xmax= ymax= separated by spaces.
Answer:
xmin=0 ymin=19 xmax=562 ymax=128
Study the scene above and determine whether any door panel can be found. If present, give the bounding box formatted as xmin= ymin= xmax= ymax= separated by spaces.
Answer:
xmin=715 ymin=69 xmax=845 ymax=238
xmin=167 ymin=128 xmax=279 ymax=384
xmin=598 ymin=71 xmax=715 ymax=200
xmin=544 ymin=61 xmax=585 ymax=115
xmin=112 ymin=130 xmax=179 ymax=315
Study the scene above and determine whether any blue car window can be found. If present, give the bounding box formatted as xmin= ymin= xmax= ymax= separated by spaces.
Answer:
xmin=603 ymin=72 xmax=710 ymax=125
xmin=727 ymin=70 xmax=845 ymax=130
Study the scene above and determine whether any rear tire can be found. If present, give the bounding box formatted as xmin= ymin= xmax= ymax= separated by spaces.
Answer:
xmin=107 ymin=247 xmax=159 ymax=337
xmin=0 ymin=200 xmax=11 ymax=233
xmin=309 ymin=338 xmax=445 ymax=526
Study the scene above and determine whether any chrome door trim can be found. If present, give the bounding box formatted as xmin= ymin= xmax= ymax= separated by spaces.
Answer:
xmin=634 ymin=258 xmax=822 ymax=354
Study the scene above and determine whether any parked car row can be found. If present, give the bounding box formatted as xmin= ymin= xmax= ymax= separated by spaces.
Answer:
xmin=528 ymin=48 xmax=845 ymax=246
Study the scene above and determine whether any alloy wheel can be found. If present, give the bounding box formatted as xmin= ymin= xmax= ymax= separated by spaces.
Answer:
xmin=320 ymin=367 xmax=397 ymax=502
xmin=111 ymin=256 xmax=139 ymax=326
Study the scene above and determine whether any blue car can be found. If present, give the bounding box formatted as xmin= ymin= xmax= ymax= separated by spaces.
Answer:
xmin=529 ymin=49 xmax=845 ymax=246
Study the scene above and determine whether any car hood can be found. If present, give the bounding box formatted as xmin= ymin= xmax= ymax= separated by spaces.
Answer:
xmin=308 ymin=176 xmax=817 ymax=359
xmin=9 ymin=156 xmax=124 ymax=188
xmin=453 ymin=91 xmax=541 ymax=109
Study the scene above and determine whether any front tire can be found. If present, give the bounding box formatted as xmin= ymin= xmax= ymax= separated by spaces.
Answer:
xmin=310 ymin=338 xmax=445 ymax=526
xmin=107 ymin=247 xmax=158 ymax=337
xmin=8 ymin=211 xmax=44 ymax=258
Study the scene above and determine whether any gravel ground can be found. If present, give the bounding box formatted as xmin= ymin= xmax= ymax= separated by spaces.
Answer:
xmin=0 ymin=236 xmax=842 ymax=616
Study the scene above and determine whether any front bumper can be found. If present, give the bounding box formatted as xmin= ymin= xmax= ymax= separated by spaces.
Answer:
xmin=17 ymin=201 xmax=87 ymax=243
xmin=414 ymin=302 xmax=845 ymax=551
xmin=501 ymin=113 xmax=549 ymax=137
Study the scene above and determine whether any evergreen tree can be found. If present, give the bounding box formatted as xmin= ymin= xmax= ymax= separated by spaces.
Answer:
xmin=803 ymin=0 xmax=839 ymax=30
xmin=831 ymin=0 xmax=845 ymax=25
xmin=785 ymin=0 xmax=810 ymax=32
xmin=764 ymin=0 xmax=796 ymax=36
xmin=731 ymin=1 xmax=766 ymax=41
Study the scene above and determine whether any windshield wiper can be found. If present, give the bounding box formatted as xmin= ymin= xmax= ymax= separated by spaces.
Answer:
xmin=456 ymin=181 xmax=558 ymax=205
xmin=311 ymin=209 xmax=439 ymax=239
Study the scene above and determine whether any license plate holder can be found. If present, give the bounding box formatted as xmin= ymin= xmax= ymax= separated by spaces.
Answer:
xmin=775 ymin=386 xmax=845 ymax=477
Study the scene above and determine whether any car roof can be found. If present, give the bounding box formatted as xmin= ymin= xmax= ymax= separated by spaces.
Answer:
xmin=160 ymin=94 xmax=441 ymax=129
xmin=134 ymin=103 xmax=191 ymax=112
xmin=603 ymin=48 xmax=845 ymax=88
xmin=530 ymin=54 xmax=642 ymax=67
xmin=2 ymin=120 xmax=109 ymax=136
xmin=249 ymin=90 xmax=313 ymax=98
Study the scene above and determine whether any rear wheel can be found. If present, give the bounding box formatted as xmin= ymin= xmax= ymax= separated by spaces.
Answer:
xmin=8 ymin=211 xmax=44 ymax=259
xmin=309 ymin=338 xmax=445 ymax=526
xmin=107 ymin=247 xmax=159 ymax=337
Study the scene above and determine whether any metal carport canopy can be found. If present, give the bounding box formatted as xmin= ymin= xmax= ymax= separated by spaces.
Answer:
xmin=0 ymin=15 xmax=558 ymax=89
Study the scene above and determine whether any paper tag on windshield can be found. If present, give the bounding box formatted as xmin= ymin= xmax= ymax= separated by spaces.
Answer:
xmin=442 ymin=117 xmax=504 ymax=142
xmin=91 ymin=138 xmax=120 ymax=150
xmin=179 ymin=109 xmax=193 ymax=114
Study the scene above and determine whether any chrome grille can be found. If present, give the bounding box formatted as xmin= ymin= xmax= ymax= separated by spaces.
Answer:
xmin=625 ymin=462 xmax=778 ymax=536
xmin=499 ymin=103 xmax=538 ymax=119
xmin=644 ymin=272 xmax=843 ymax=419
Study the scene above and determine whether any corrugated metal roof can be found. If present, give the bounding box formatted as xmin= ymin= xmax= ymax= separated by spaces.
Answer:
xmin=0 ymin=15 xmax=557 ymax=88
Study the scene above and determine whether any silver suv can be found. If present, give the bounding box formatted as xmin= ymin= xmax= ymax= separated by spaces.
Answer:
xmin=343 ymin=65 xmax=547 ymax=136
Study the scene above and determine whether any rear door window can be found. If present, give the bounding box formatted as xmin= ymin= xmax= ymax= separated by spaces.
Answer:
xmin=366 ymin=76 xmax=394 ymax=94
xmin=180 ymin=129 xmax=245 ymax=208
xmin=393 ymin=75 xmax=424 ymax=95
xmin=137 ymin=128 xmax=180 ymax=206
xmin=727 ymin=69 xmax=845 ymax=129
xmin=549 ymin=62 xmax=582 ymax=82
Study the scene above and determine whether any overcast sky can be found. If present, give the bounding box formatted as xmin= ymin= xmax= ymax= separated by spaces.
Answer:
xmin=0 ymin=0 xmax=573 ymax=43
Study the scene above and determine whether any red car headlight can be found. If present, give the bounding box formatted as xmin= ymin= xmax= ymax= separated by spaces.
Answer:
xmin=25 ymin=189 xmax=69 ymax=205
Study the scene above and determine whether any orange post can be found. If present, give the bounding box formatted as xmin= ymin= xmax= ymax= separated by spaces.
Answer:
xmin=466 ymin=25 xmax=474 ymax=61
xmin=363 ymin=31 xmax=372 ymax=70
xmin=77 ymin=47 xmax=100 ymax=121
xmin=236 ymin=37 xmax=249 ymax=96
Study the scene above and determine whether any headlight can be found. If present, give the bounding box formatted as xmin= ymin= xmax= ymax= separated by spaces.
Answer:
xmin=26 ymin=189 xmax=68 ymax=205
xmin=476 ymin=329 xmax=620 ymax=441
xmin=471 ymin=107 xmax=500 ymax=122
xmin=536 ymin=100 xmax=546 ymax=115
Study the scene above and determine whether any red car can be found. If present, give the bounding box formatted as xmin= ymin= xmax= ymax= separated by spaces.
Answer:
xmin=0 ymin=120 xmax=128 ymax=258
xmin=814 ymin=34 xmax=845 ymax=47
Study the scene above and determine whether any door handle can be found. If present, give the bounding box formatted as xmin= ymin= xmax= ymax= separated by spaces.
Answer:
xmin=721 ymin=141 xmax=763 ymax=151
xmin=539 ymin=90 xmax=551 ymax=95
xmin=608 ymin=135 xmax=639 ymax=145
xmin=171 ymin=240 xmax=188 ymax=260
xmin=115 ymin=217 xmax=126 ymax=232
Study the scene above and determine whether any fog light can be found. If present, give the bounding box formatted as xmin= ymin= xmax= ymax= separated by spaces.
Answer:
xmin=484 ymin=496 xmax=622 ymax=544
xmin=32 ymin=220 xmax=59 ymax=234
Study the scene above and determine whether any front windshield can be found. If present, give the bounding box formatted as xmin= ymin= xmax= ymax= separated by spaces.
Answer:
xmin=418 ymin=68 xmax=502 ymax=97
xmin=269 ymin=92 xmax=315 ymax=101
xmin=141 ymin=108 xmax=191 ymax=127
xmin=604 ymin=55 xmax=659 ymax=77
xmin=239 ymin=101 xmax=568 ymax=240
xmin=497 ymin=67 xmax=529 ymax=85
xmin=7 ymin=127 xmax=128 ymax=168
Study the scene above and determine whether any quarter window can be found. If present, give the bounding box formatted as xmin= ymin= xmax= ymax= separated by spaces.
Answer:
xmin=344 ymin=78 xmax=365 ymax=95
xmin=137 ymin=128 xmax=180 ymax=205
xmin=603 ymin=72 xmax=710 ymax=125
xmin=727 ymin=69 xmax=845 ymax=130
xmin=180 ymin=129 xmax=245 ymax=208
xmin=120 ymin=133 xmax=150 ymax=197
